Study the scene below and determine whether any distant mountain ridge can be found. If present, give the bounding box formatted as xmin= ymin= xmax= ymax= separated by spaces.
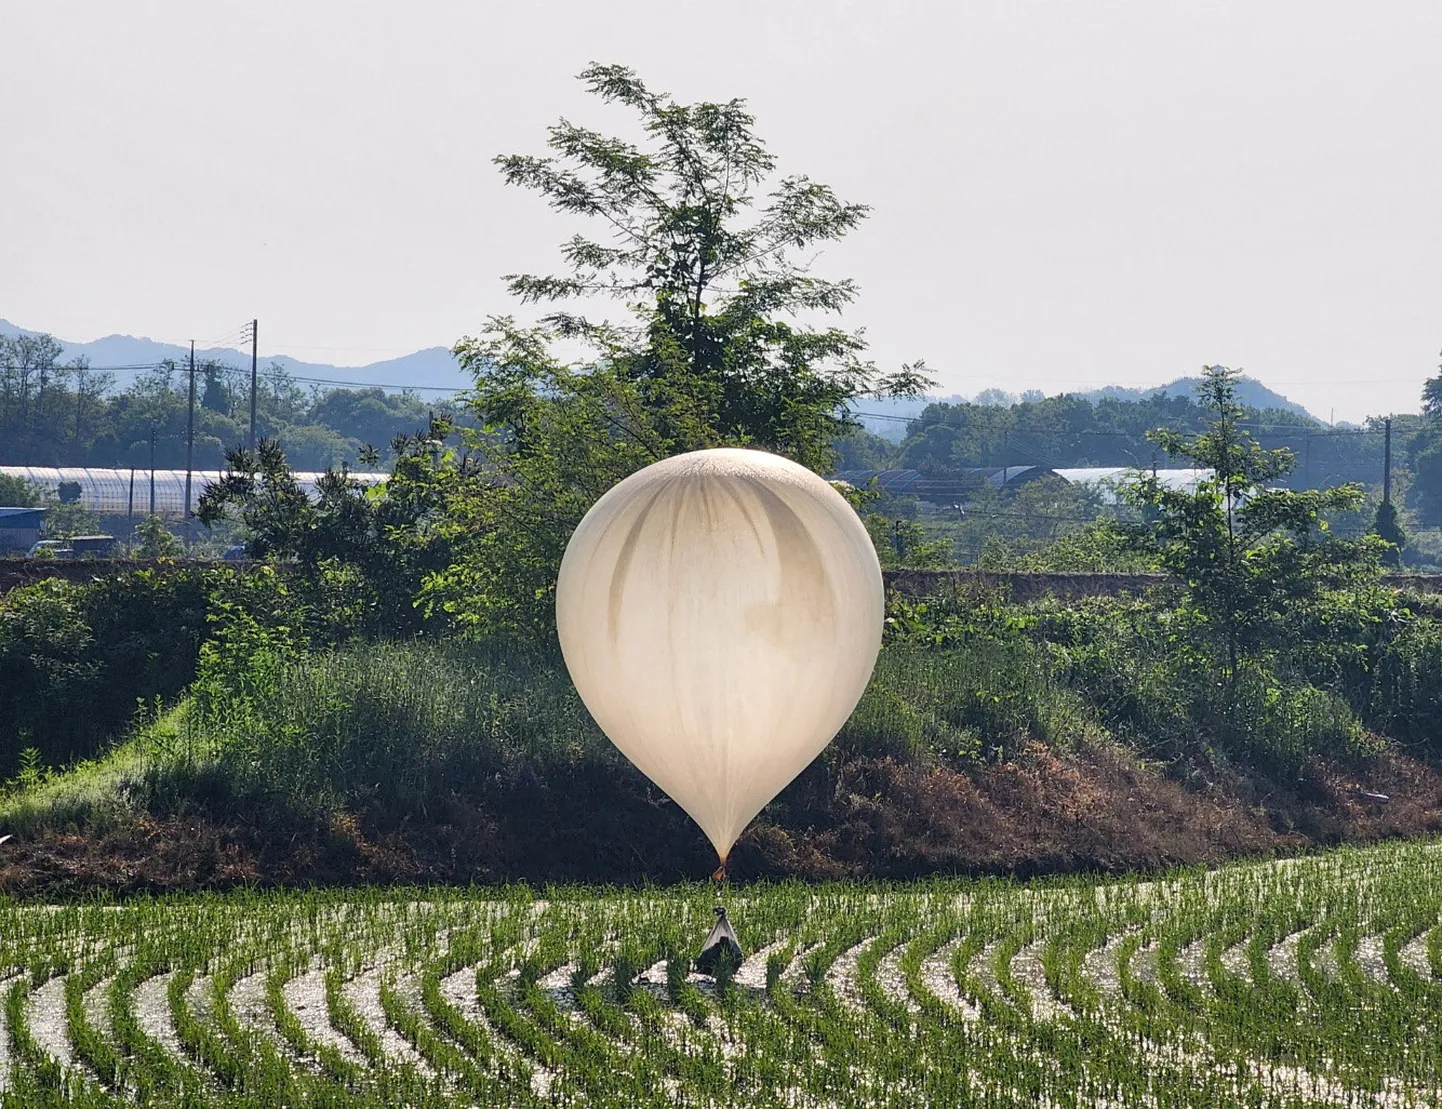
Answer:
xmin=0 ymin=318 xmax=471 ymax=395
xmin=3 ymin=320 xmax=1313 ymax=422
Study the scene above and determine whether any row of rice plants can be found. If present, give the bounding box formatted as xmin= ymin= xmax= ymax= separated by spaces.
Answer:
xmin=1 ymin=841 xmax=1438 ymax=1107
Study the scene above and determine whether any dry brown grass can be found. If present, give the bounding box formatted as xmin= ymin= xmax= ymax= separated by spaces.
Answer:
xmin=4 ymin=741 xmax=1440 ymax=896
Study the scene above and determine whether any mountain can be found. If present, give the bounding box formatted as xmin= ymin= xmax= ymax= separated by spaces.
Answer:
xmin=0 ymin=319 xmax=471 ymax=394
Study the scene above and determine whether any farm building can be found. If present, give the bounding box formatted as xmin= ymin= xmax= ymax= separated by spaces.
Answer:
xmin=0 ymin=467 xmax=387 ymax=518
xmin=1052 ymin=467 xmax=1212 ymax=503
xmin=0 ymin=507 xmax=45 ymax=555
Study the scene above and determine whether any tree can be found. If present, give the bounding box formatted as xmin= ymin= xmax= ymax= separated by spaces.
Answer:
xmin=0 ymin=333 xmax=63 ymax=425
xmin=864 ymin=514 xmax=955 ymax=569
xmin=41 ymin=501 xmax=100 ymax=540
xmin=1373 ymin=499 xmax=1406 ymax=567
xmin=0 ymin=474 xmax=39 ymax=507
xmin=132 ymin=514 xmax=183 ymax=559
xmin=201 ymin=361 xmax=232 ymax=414
xmin=198 ymin=434 xmax=459 ymax=638
xmin=1126 ymin=366 xmax=1382 ymax=693
xmin=1407 ymin=354 xmax=1442 ymax=525
xmin=430 ymin=63 xmax=932 ymax=639
xmin=476 ymin=62 xmax=930 ymax=472
xmin=1422 ymin=352 xmax=1442 ymax=419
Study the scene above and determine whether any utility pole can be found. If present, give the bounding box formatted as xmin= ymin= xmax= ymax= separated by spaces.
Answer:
xmin=149 ymin=428 xmax=156 ymax=516
xmin=184 ymin=340 xmax=196 ymax=527
xmin=1383 ymin=417 xmax=1393 ymax=506
xmin=248 ymin=318 xmax=258 ymax=452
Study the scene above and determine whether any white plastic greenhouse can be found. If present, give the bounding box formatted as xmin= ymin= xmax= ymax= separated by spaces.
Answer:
xmin=0 ymin=467 xmax=387 ymax=517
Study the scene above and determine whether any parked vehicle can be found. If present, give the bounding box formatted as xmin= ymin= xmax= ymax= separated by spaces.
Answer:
xmin=70 ymin=535 xmax=119 ymax=559
xmin=27 ymin=539 xmax=69 ymax=559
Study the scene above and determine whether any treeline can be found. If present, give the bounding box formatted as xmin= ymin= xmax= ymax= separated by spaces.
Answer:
xmin=0 ymin=331 xmax=451 ymax=471
xmin=841 ymin=390 xmax=1398 ymax=493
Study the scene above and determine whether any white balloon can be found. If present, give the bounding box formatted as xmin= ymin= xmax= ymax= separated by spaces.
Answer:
xmin=556 ymin=447 xmax=884 ymax=863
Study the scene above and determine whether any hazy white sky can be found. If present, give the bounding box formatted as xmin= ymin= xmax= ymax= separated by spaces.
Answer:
xmin=2 ymin=1 xmax=1439 ymax=421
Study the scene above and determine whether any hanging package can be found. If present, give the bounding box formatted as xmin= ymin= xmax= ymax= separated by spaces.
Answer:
xmin=695 ymin=905 xmax=743 ymax=976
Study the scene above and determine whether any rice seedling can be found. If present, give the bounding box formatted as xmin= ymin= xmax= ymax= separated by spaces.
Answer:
xmin=1 ymin=840 xmax=1439 ymax=1106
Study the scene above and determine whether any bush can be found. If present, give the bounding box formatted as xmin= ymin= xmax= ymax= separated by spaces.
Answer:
xmin=1351 ymin=613 xmax=1442 ymax=748
xmin=0 ymin=571 xmax=218 ymax=777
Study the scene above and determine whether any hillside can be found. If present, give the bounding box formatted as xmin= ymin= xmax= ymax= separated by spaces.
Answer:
xmin=1080 ymin=375 xmax=1312 ymax=417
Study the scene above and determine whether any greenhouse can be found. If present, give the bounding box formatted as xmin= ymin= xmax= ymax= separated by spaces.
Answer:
xmin=0 ymin=467 xmax=387 ymax=517
xmin=1051 ymin=467 xmax=1211 ymax=503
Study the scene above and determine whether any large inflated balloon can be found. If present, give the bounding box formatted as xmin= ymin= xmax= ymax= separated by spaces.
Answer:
xmin=556 ymin=447 xmax=884 ymax=863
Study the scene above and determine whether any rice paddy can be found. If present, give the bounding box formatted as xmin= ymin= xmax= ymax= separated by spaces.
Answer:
xmin=2 ymin=839 xmax=1439 ymax=1107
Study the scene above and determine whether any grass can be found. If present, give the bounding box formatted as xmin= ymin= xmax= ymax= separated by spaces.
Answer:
xmin=5 ymin=628 xmax=1439 ymax=892
xmin=0 ymin=634 xmax=1123 ymax=836
xmin=0 ymin=840 xmax=1439 ymax=1106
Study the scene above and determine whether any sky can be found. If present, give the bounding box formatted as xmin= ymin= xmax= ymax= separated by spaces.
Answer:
xmin=2 ymin=1 xmax=1439 ymax=423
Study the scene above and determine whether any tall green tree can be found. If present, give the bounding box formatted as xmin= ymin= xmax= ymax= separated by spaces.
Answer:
xmin=468 ymin=62 xmax=930 ymax=468
xmin=431 ymin=63 xmax=931 ymax=638
xmin=1127 ymin=366 xmax=1382 ymax=691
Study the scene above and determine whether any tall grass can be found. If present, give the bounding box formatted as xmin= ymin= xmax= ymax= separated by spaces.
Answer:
xmin=187 ymin=639 xmax=615 ymax=812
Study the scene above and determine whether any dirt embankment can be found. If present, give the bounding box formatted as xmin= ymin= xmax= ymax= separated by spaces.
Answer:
xmin=3 ymin=744 xmax=1438 ymax=897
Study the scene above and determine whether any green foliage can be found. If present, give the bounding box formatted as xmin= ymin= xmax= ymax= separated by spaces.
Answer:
xmin=490 ymin=63 xmax=929 ymax=470
xmin=188 ymin=637 xmax=612 ymax=815
xmin=423 ymin=64 xmax=931 ymax=641
xmin=892 ymin=386 xmax=1385 ymax=488
xmin=198 ymin=434 xmax=458 ymax=638
xmin=0 ymin=330 xmax=442 ymax=471
xmin=1373 ymin=499 xmax=1406 ymax=566
xmin=1010 ymin=521 xmax=1160 ymax=573
xmin=886 ymin=584 xmax=1391 ymax=771
xmin=864 ymin=514 xmax=955 ymax=569
xmin=131 ymin=513 xmax=182 ymax=558
xmin=0 ymin=472 xmax=40 ymax=506
xmin=1127 ymin=367 xmax=1383 ymax=688
xmin=40 ymin=499 xmax=100 ymax=539
xmin=0 ymin=570 xmax=212 ymax=776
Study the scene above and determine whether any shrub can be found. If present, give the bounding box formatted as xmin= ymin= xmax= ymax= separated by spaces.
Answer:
xmin=0 ymin=569 xmax=216 ymax=777
xmin=1352 ymin=614 xmax=1442 ymax=749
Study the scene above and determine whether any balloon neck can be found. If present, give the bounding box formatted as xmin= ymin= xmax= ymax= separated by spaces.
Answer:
xmin=711 ymin=856 xmax=729 ymax=883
